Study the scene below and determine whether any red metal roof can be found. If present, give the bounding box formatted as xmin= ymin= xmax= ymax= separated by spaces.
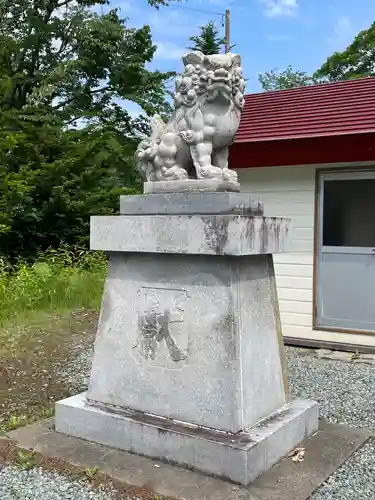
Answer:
xmin=235 ymin=76 xmax=375 ymax=143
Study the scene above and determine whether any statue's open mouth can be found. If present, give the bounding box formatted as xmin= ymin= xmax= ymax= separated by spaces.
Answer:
xmin=207 ymin=77 xmax=232 ymax=91
xmin=207 ymin=80 xmax=232 ymax=99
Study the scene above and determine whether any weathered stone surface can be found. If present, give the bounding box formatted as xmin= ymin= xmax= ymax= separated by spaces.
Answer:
xmin=120 ymin=192 xmax=263 ymax=216
xmin=81 ymin=252 xmax=287 ymax=432
xmin=143 ymin=179 xmax=241 ymax=193
xmin=90 ymin=214 xmax=291 ymax=255
xmin=55 ymin=394 xmax=318 ymax=486
xmin=55 ymin=186 xmax=317 ymax=486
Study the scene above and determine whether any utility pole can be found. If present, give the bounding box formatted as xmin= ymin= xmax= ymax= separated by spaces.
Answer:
xmin=224 ymin=9 xmax=230 ymax=53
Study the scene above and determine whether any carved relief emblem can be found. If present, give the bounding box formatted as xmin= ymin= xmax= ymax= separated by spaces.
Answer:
xmin=134 ymin=287 xmax=188 ymax=367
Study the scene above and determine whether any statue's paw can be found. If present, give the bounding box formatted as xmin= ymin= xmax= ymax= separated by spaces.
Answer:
xmin=197 ymin=165 xmax=224 ymax=180
xmin=179 ymin=130 xmax=195 ymax=144
xmin=222 ymin=169 xmax=238 ymax=182
xmin=164 ymin=165 xmax=189 ymax=180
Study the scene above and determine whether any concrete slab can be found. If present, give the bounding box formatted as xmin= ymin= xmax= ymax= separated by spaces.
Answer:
xmin=55 ymin=394 xmax=318 ymax=485
xmin=4 ymin=419 xmax=370 ymax=500
xmin=119 ymin=192 xmax=263 ymax=216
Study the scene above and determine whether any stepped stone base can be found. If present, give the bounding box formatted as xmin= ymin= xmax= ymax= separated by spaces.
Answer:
xmin=55 ymin=394 xmax=318 ymax=486
xmin=55 ymin=190 xmax=318 ymax=486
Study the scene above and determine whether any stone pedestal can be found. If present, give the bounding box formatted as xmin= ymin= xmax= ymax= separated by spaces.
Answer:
xmin=55 ymin=192 xmax=318 ymax=486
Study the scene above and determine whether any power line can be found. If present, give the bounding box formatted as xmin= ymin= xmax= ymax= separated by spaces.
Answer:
xmin=167 ymin=3 xmax=224 ymax=18
xmin=169 ymin=4 xmax=232 ymax=53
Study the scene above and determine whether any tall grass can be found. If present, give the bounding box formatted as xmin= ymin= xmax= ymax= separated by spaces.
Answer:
xmin=0 ymin=246 xmax=107 ymax=326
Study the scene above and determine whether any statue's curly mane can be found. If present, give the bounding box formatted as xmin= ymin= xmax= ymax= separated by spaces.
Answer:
xmin=174 ymin=99 xmax=203 ymax=128
xmin=173 ymin=55 xmax=242 ymax=131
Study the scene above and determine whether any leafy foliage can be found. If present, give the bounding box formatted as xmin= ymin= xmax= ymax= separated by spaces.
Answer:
xmin=188 ymin=21 xmax=225 ymax=55
xmin=315 ymin=21 xmax=375 ymax=81
xmin=147 ymin=0 xmax=182 ymax=7
xmin=0 ymin=0 xmax=173 ymax=260
xmin=258 ymin=65 xmax=317 ymax=91
xmin=0 ymin=112 xmax=140 ymax=259
xmin=0 ymin=0 xmax=173 ymax=126
xmin=0 ymin=244 xmax=106 ymax=325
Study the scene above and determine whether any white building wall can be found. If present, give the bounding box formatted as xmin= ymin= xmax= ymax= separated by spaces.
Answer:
xmin=237 ymin=164 xmax=375 ymax=349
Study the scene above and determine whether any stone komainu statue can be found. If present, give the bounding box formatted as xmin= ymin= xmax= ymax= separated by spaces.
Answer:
xmin=135 ymin=51 xmax=246 ymax=184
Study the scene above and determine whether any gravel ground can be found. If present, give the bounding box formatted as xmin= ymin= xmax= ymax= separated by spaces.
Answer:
xmin=0 ymin=465 xmax=116 ymax=500
xmin=57 ymin=346 xmax=93 ymax=393
xmin=310 ymin=438 xmax=375 ymax=500
xmin=287 ymin=346 xmax=375 ymax=499
xmin=285 ymin=346 xmax=375 ymax=431
xmin=2 ymin=345 xmax=375 ymax=499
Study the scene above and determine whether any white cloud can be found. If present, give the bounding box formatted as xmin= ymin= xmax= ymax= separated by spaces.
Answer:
xmin=328 ymin=16 xmax=354 ymax=50
xmin=260 ymin=0 xmax=298 ymax=18
xmin=155 ymin=42 xmax=186 ymax=61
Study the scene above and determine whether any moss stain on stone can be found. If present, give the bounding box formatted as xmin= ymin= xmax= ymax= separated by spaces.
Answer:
xmin=201 ymin=216 xmax=231 ymax=254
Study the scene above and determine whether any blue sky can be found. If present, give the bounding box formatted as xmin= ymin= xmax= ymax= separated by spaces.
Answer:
xmin=108 ymin=0 xmax=375 ymax=114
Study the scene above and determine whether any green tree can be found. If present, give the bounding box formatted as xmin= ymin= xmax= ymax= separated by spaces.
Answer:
xmin=0 ymin=0 xmax=173 ymax=260
xmin=0 ymin=0 xmax=172 ymax=127
xmin=258 ymin=65 xmax=317 ymax=91
xmin=315 ymin=21 xmax=375 ymax=81
xmin=188 ymin=21 xmax=225 ymax=55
